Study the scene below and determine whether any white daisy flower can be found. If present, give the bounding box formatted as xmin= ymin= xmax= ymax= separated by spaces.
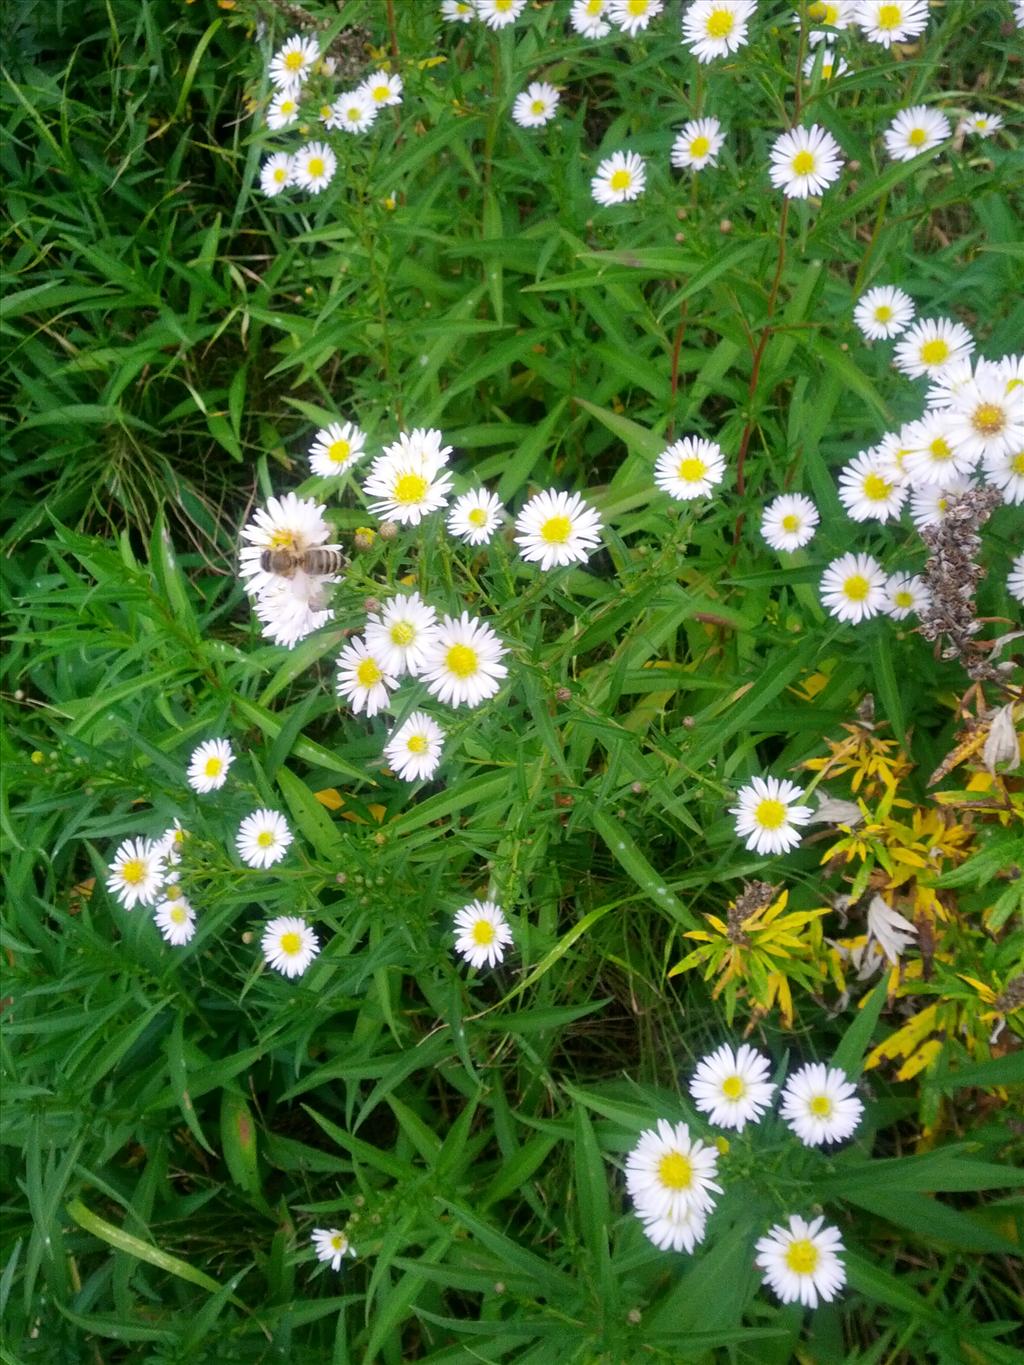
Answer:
xmin=268 ymin=35 xmax=320 ymax=90
xmin=900 ymin=412 xmax=979 ymax=486
xmin=1015 ymin=0 xmax=1024 ymax=30
xmin=793 ymin=0 xmax=856 ymax=44
xmin=883 ymin=105 xmax=951 ymax=163
xmin=689 ymin=1043 xmax=776 ymax=1132
xmin=884 ymin=573 xmax=931 ymax=620
xmin=364 ymin=592 xmax=439 ymax=678
xmin=512 ymin=81 xmax=560 ymax=129
xmin=670 ymin=118 xmax=726 ymax=172
xmin=312 ymin=1228 xmax=355 ymax=1270
xmin=107 ymin=838 xmax=165 ymax=910
xmin=854 ymin=0 xmax=929 ymax=46
xmin=908 ymin=475 xmax=973 ymax=530
xmin=335 ymin=637 xmax=398 ymax=717
xmin=802 ymin=48 xmax=850 ymax=79
xmin=454 ymin=899 xmax=513 ymax=968
xmin=756 ymin=1215 xmax=846 ymax=1308
xmin=959 ymin=111 xmax=1004 ymax=138
xmin=514 ymin=489 xmax=603 ymax=570
xmin=381 ymin=427 xmax=453 ymax=478
xmin=729 ymin=775 xmax=814 ymax=856
xmin=187 ymin=738 xmax=235 ymax=793
xmin=447 ymin=488 xmax=504 ymax=545
xmin=760 ymin=493 xmax=819 ymax=552
xmin=820 ymin=552 xmax=888 ymax=624
xmin=924 ymin=358 xmax=976 ymax=410
xmin=359 ymin=70 xmax=403 ymax=108
xmin=441 ymin=0 xmax=476 ymax=21
xmin=945 ymin=370 xmax=1024 ymax=464
xmin=1008 ymin=552 xmax=1024 ymax=604
xmin=681 ymin=0 xmax=756 ymax=62
xmin=992 ymin=353 xmax=1023 ymax=393
xmin=768 ymin=124 xmax=844 ymax=199
xmin=624 ymin=1120 xmax=722 ymax=1220
xmin=853 ymin=284 xmax=915 ymax=341
xmin=155 ymin=896 xmax=196 ymax=946
xmin=893 ymin=317 xmax=974 ymax=380
xmin=331 ymin=90 xmax=378 ymax=135
xmin=654 ymin=436 xmax=726 ymax=501
xmin=780 ymin=1062 xmax=864 ymax=1146
xmin=236 ymin=809 xmax=293 ymax=870
xmin=309 ymin=421 xmax=367 ymax=477
xmin=637 ymin=1200 xmax=708 ymax=1255
xmin=420 ymin=611 xmax=509 ymax=709
xmin=609 ymin=0 xmax=665 ymax=36
xmin=837 ymin=451 xmax=907 ymax=522
xmin=591 ymin=150 xmax=646 ymax=206
xmin=383 ymin=711 xmax=446 ymax=782
xmin=570 ymin=0 xmax=612 ymax=38
xmin=262 ymin=914 xmax=319 ymax=978
xmin=866 ymin=894 xmax=917 ymax=963
xmin=238 ymin=492 xmax=338 ymax=599
xmin=253 ymin=575 xmax=335 ymax=650
xmin=874 ymin=429 xmax=913 ymax=482
xmin=260 ymin=152 xmax=294 ymax=198
xmin=157 ymin=819 xmax=188 ymax=865
xmin=475 ymin=0 xmax=528 ymax=28
xmin=266 ymin=91 xmax=300 ymax=131
xmin=362 ymin=452 xmax=454 ymax=525
xmin=293 ymin=141 xmax=337 ymax=195
xmin=982 ymin=446 xmax=1024 ymax=505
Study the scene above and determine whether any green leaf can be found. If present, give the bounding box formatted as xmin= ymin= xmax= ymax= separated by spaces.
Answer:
xmin=832 ymin=978 xmax=888 ymax=1079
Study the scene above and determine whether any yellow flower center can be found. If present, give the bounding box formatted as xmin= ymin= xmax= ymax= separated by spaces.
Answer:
xmin=330 ymin=1233 xmax=346 ymax=1251
xmin=165 ymin=883 xmax=181 ymax=900
xmin=495 ymin=0 xmax=512 ymax=9
xmin=269 ymin=529 xmax=295 ymax=548
xmin=120 ymin=858 xmax=145 ymax=886
xmin=257 ymin=831 xmax=275 ymax=848
xmin=863 ymin=473 xmax=892 ymax=501
xmin=1012 ymin=452 xmax=1024 ymax=474
xmin=690 ymin=135 xmax=711 ymax=159
xmin=372 ymin=84 xmax=389 ymax=101
xmin=357 ymin=658 xmax=383 ymax=688
xmin=284 ymin=50 xmax=305 ymax=71
xmin=467 ymin=507 xmax=488 ymax=527
xmin=971 ymin=402 xmax=1005 ymax=436
xmin=346 ymin=107 xmax=361 ymax=123
xmin=609 ymin=169 xmax=632 ymax=191
xmin=446 ymin=644 xmax=479 ymax=679
xmin=173 ymin=829 xmax=185 ymax=844
xmin=657 ymin=1151 xmax=693 ymax=1191
xmin=873 ymin=304 xmax=893 ymax=322
xmin=677 ymin=457 xmax=707 ymax=483
xmin=876 ymin=3 xmax=902 ymax=30
xmin=320 ymin=104 xmax=332 ymax=120
xmin=308 ymin=157 xmax=325 ymax=178
xmin=894 ymin=590 xmax=914 ymax=608
xmin=628 ymin=0 xmax=648 ymax=14
xmin=809 ymin=1 xmax=838 ymax=19
xmin=706 ymin=8 xmax=734 ymax=37
xmin=279 ymin=931 xmax=302 ymax=954
xmin=273 ymin=168 xmax=287 ymax=183
xmin=754 ymin=798 xmax=787 ymax=830
xmin=920 ymin=338 xmax=950 ymax=365
xmin=822 ymin=62 xmax=834 ymax=77
xmin=785 ymin=1239 xmax=820 ymax=1274
xmin=928 ymin=437 xmax=952 ymax=461
xmin=792 ymin=150 xmax=815 ymax=175
xmin=328 ymin=438 xmax=351 ymax=463
xmin=908 ymin=127 xmax=927 ymax=147
xmin=170 ymin=905 xmax=188 ymax=925
xmin=937 ymin=496 xmax=948 ymax=513
xmin=540 ymin=515 xmax=572 ymax=544
xmin=810 ymin=1094 xmax=834 ymax=1117
xmin=844 ymin=574 xmax=870 ymax=602
xmin=204 ymin=757 xmax=223 ymax=777
xmin=472 ymin=919 xmax=497 ymax=944
xmin=781 ymin=513 xmax=800 ymax=532
xmin=281 ymin=100 xmax=296 ymax=115
xmin=530 ymin=99 xmax=546 ymax=115
xmin=722 ymin=1075 xmax=746 ymax=1100
xmin=587 ymin=0 xmax=603 ymax=11
xmin=390 ymin=621 xmax=415 ymax=647
xmin=407 ymin=734 xmax=428 ymax=754
xmin=393 ymin=472 xmax=429 ymax=504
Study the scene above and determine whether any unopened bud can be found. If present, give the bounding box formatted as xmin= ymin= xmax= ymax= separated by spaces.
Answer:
xmin=555 ymin=686 xmax=572 ymax=702
xmin=682 ymin=715 xmax=696 ymax=729
xmin=627 ymin=1308 xmax=642 ymax=1325
xmin=378 ymin=521 xmax=399 ymax=542
xmin=241 ymin=931 xmax=253 ymax=945
xmin=631 ymin=782 xmax=644 ymax=794
xmin=353 ymin=529 xmax=376 ymax=552
xmin=335 ymin=872 xmax=348 ymax=884
xmin=493 ymin=1282 xmax=505 ymax=1295
xmin=363 ymin=597 xmax=381 ymax=615
xmin=719 ymin=218 xmax=733 ymax=234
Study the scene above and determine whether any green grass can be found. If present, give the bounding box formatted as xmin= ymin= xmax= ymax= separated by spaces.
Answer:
xmin=2 ymin=0 xmax=1023 ymax=1360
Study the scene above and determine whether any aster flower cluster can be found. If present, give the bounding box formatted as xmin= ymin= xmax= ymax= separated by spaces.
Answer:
xmin=257 ymin=31 xmax=403 ymax=199
xmin=626 ymin=1044 xmax=862 ymax=1307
